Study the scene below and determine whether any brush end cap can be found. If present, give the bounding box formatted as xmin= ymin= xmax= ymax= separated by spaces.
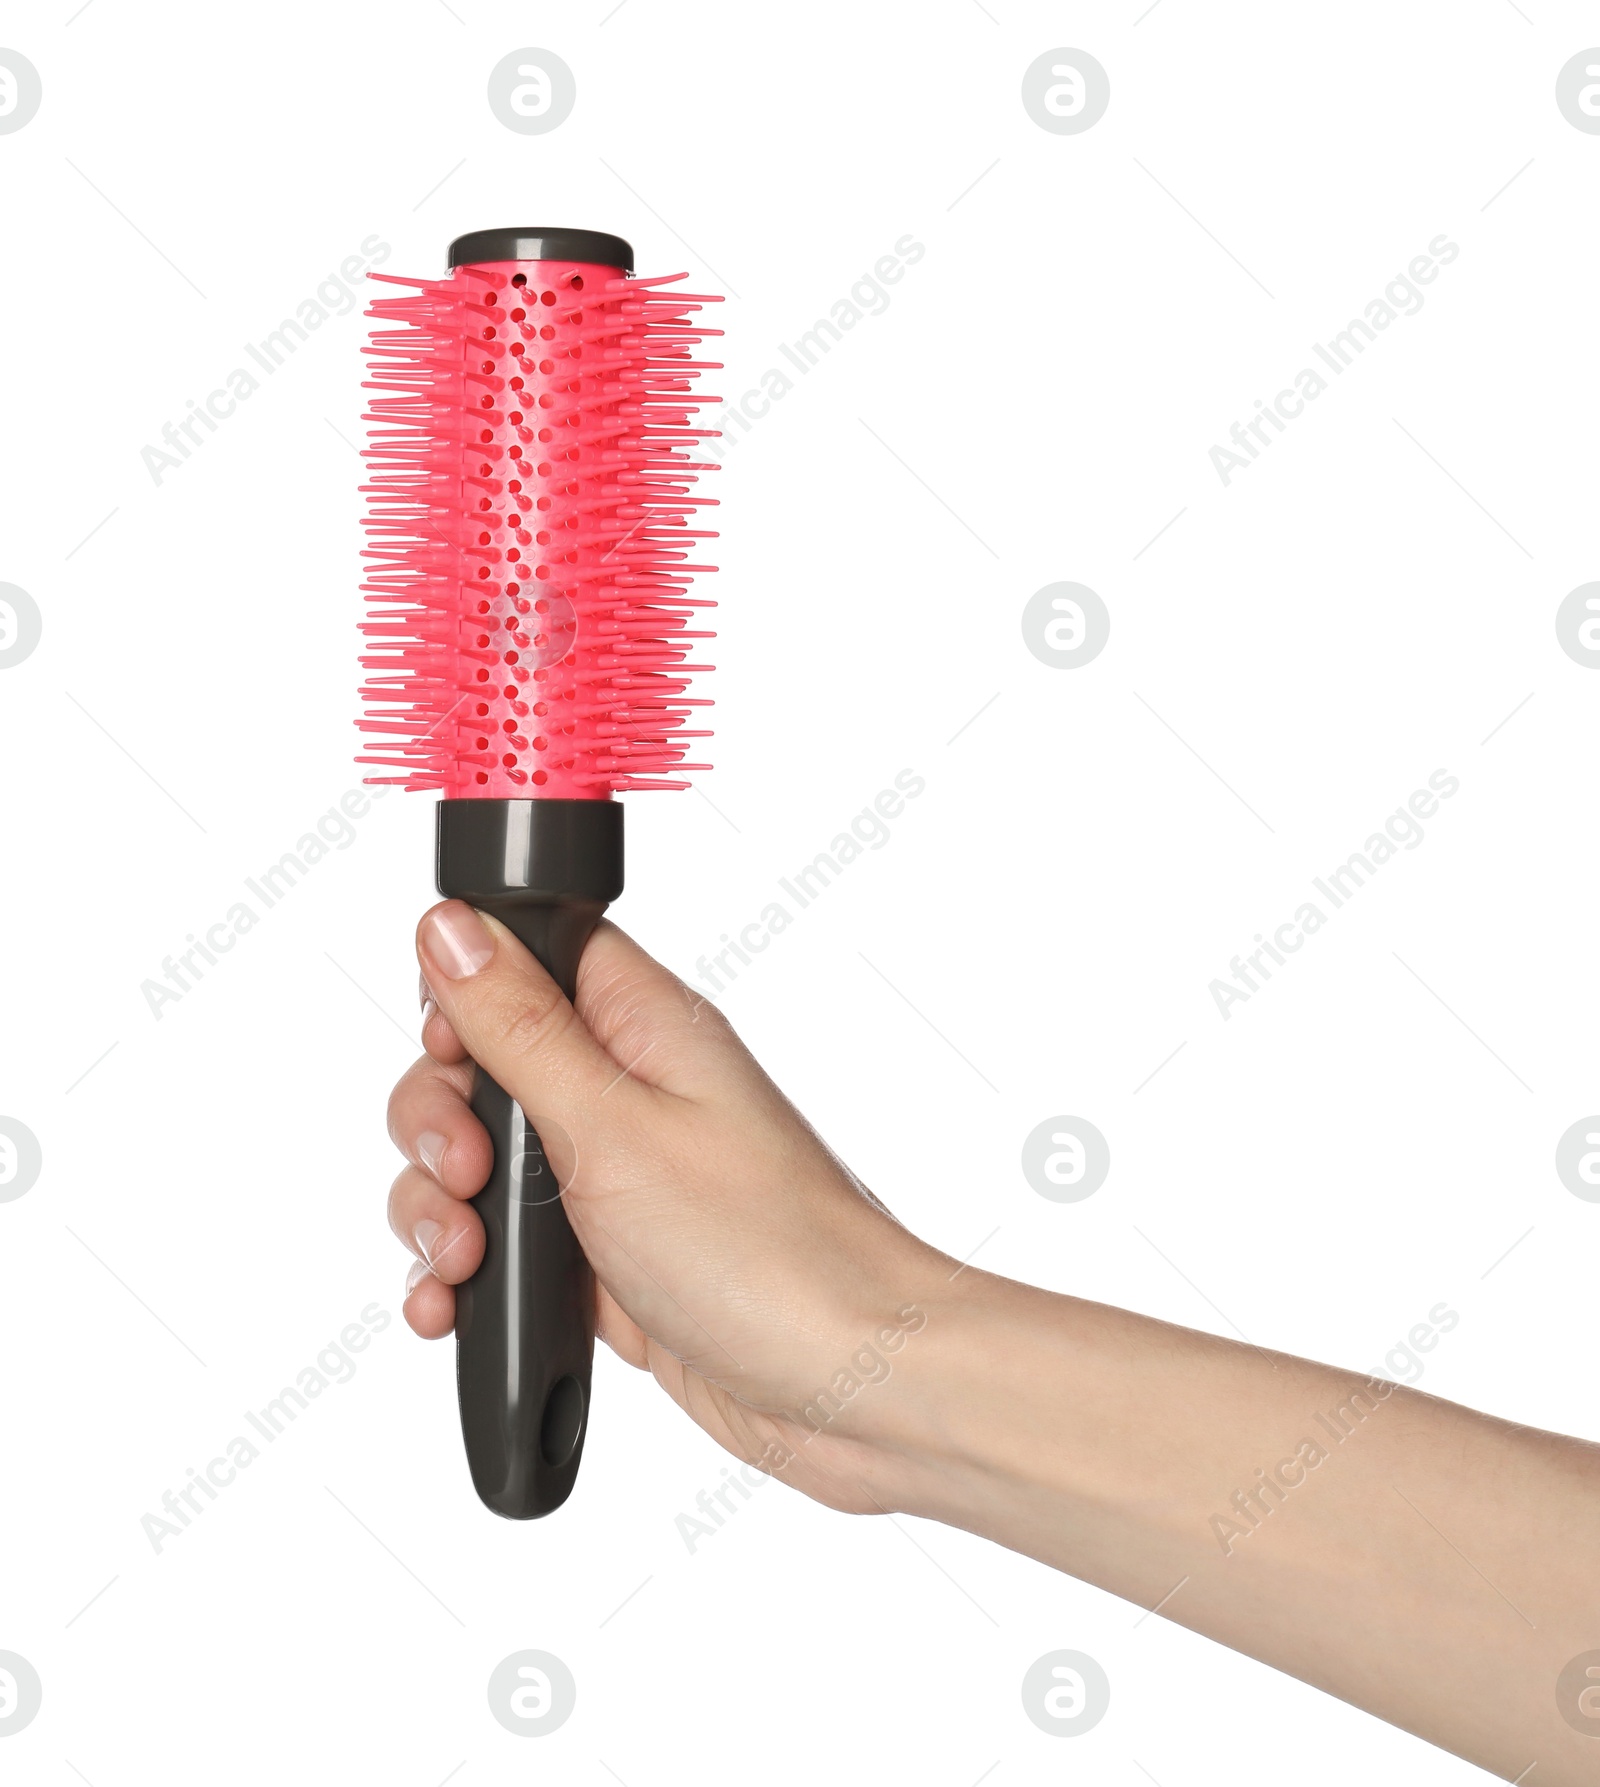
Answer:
xmin=447 ymin=226 xmax=633 ymax=270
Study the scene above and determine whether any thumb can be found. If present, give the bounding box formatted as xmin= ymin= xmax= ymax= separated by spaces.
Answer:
xmin=415 ymin=901 xmax=639 ymax=1152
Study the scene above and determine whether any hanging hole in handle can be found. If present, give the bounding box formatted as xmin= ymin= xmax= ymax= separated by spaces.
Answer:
xmin=540 ymin=1373 xmax=585 ymax=1467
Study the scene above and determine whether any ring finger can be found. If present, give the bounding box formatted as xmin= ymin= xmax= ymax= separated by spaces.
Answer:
xmin=388 ymin=1165 xmax=486 ymax=1285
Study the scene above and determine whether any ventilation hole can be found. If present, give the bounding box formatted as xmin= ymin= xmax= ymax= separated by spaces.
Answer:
xmin=570 ymin=274 xmax=584 ymax=290
xmin=476 ymin=736 xmax=489 ymax=749
xmin=502 ymin=753 xmax=516 ymax=768
xmin=508 ymin=480 xmax=522 ymax=493
xmin=475 ymin=771 xmax=488 ymax=785
xmin=541 ymin=326 xmax=555 ymax=340
xmin=533 ymin=735 xmax=548 ymax=751
xmin=540 ymin=290 xmax=556 ymax=306
xmin=511 ymin=272 xmax=527 ymax=287
xmin=509 ymin=412 xmax=524 ymax=425
xmin=532 ymin=768 xmax=549 ymax=787
xmin=483 ymin=327 xmax=497 ymax=338
xmin=510 ymin=308 xmax=526 ymax=322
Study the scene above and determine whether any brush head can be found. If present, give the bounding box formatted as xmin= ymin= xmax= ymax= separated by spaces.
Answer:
xmin=357 ymin=229 xmax=722 ymax=797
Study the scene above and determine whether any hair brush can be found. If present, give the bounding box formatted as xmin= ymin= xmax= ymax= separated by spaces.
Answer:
xmin=357 ymin=226 xmax=722 ymax=1518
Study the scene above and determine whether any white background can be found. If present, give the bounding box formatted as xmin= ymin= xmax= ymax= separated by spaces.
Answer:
xmin=1 ymin=3 xmax=1596 ymax=1782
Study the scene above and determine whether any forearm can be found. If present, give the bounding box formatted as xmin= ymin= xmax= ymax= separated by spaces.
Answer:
xmin=881 ymin=1266 xmax=1600 ymax=1781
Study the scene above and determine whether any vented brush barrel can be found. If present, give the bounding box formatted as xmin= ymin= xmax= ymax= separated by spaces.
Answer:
xmin=436 ymin=798 xmax=623 ymax=1518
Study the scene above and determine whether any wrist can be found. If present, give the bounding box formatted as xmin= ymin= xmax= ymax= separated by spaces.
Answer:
xmin=844 ymin=1255 xmax=1040 ymax=1522
xmin=855 ymin=1265 xmax=1197 ymax=1568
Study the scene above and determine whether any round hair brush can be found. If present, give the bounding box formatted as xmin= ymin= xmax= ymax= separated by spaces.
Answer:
xmin=356 ymin=227 xmax=722 ymax=1517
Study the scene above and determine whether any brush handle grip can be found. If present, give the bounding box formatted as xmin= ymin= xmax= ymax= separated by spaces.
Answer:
xmin=436 ymin=799 xmax=624 ymax=1519
xmin=458 ymin=922 xmax=594 ymax=1519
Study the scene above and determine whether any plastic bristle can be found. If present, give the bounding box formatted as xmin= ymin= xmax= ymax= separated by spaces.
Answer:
xmin=355 ymin=253 xmax=720 ymax=799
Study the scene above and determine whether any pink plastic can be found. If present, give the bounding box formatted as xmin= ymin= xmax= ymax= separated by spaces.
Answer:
xmin=357 ymin=259 xmax=722 ymax=797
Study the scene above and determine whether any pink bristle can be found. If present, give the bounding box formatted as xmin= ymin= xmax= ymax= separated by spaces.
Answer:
xmin=356 ymin=250 xmax=721 ymax=795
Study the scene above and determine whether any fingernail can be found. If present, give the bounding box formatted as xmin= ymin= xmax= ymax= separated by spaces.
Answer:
xmin=423 ymin=903 xmax=494 ymax=980
xmin=414 ymin=1219 xmax=445 ymax=1268
xmin=421 ymin=997 xmax=438 ymax=1034
xmin=416 ymin=1130 xmax=448 ymax=1179
xmin=405 ymin=1258 xmax=430 ymax=1296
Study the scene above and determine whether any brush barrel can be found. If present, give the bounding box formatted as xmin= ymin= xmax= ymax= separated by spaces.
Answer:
xmin=435 ymin=798 xmax=624 ymax=1518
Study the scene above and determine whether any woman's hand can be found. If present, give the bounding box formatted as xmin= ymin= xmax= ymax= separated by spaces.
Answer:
xmin=387 ymin=901 xmax=950 ymax=1515
xmin=385 ymin=902 xmax=1600 ymax=1781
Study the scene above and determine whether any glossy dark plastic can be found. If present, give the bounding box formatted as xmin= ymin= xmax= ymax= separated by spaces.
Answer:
xmin=435 ymin=798 xmax=624 ymax=1517
xmin=447 ymin=227 xmax=634 ymax=272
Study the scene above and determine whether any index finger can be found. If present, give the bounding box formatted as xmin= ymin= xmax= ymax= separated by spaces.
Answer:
xmin=385 ymin=1052 xmax=491 ymax=1201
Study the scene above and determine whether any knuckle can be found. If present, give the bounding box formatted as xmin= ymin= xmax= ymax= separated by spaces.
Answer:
xmin=386 ymin=1057 xmax=474 ymax=1151
xmin=385 ymin=1061 xmax=427 ymax=1150
xmin=688 ymin=994 xmax=735 ymax=1042
xmin=484 ymin=980 xmax=575 ymax=1063
xmin=385 ymin=1168 xmax=412 ymax=1238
